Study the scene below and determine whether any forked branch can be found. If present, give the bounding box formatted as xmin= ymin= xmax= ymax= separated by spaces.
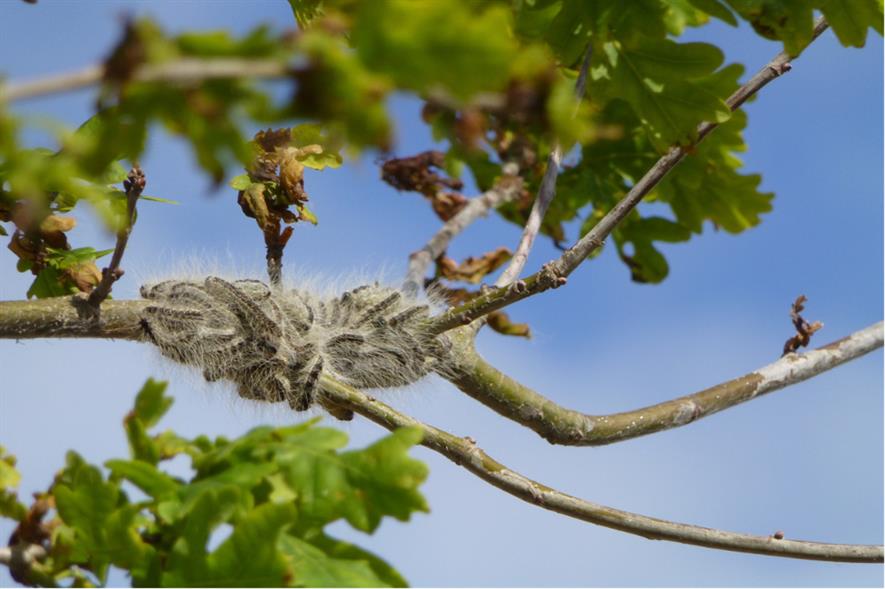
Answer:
xmin=1 ymin=297 xmax=880 ymax=449
xmin=0 ymin=298 xmax=880 ymax=561
xmin=445 ymin=322 xmax=883 ymax=445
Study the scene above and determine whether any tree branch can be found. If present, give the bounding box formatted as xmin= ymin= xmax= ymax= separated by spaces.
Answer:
xmin=496 ymin=43 xmax=592 ymax=287
xmin=0 ymin=298 xmax=880 ymax=562
xmin=0 ymin=297 xmax=146 ymax=340
xmin=316 ymin=375 xmax=883 ymax=563
xmin=2 ymin=297 xmax=879 ymax=448
xmin=430 ymin=17 xmax=831 ymax=334
xmin=402 ymin=168 xmax=523 ymax=295
xmin=445 ymin=322 xmax=883 ymax=445
xmin=1 ymin=58 xmax=290 ymax=103
xmin=87 ymin=165 xmax=145 ymax=307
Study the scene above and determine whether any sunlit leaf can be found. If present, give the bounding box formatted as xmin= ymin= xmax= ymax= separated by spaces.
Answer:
xmin=352 ymin=0 xmax=518 ymax=100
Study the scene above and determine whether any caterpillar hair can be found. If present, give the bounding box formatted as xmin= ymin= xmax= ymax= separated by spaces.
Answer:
xmin=139 ymin=276 xmax=451 ymax=412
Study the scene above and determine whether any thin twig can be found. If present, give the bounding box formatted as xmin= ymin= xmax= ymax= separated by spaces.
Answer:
xmin=264 ymin=225 xmax=292 ymax=287
xmin=430 ymin=18 xmax=831 ymax=334
xmin=496 ymin=44 xmax=592 ymax=287
xmin=266 ymin=244 xmax=284 ymax=286
xmin=87 ymin=165 xmax=145 ymax=307
xmin=316 ymin=375 xmax=883 ymax=563
xmin=1 ymin=59 xmax=290 ymax=103
xmin=402 ymin=168 xmax=523 ymax=295
xmin=446 ymin=321 xmax=883 ymax=445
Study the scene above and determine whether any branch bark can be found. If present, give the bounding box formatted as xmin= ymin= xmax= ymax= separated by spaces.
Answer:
xmin=1 ymin=298 xmax=881 ymax=562
xmin=430 ymin=17 xmax=831 ymax=334
xmin=2 ymin=297 xmax=880 ymax=448
xmin=496 ymin=43 xmax=592 ymax=287
xmin=446 ymin=322 xmax=883 ymax=445
xmin=1 ymin=58 xmax=290 ymax=103
xmin=0 ymin=297 xmax=146 ymax=340
xmin=316 ymin=375 xmax=883 ymax=563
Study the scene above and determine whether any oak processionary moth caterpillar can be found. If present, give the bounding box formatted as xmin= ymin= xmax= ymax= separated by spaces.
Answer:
xmin=139 ymin=276 xmax=450 ymax=412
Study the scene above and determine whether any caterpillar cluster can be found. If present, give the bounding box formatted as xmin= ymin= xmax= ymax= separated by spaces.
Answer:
xmin=139 ymin=277 xmax=449 ymax=412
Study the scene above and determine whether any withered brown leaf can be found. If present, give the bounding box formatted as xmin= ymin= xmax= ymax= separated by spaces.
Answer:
xmin=65 ymin=262 xmax=102 ymax=292
xmin=437 ymin=246 xmax=512 ymax=284
xmin=487 ymin=310 xmax=531 ymax=338
xmin=782 ymin=295 xmax=824 ymax=356
xmin=238 ymin=183 xmax=272 ymax=231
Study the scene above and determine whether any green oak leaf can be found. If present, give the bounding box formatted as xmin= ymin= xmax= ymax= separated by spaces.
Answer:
xmin=818 ymin=0 xmax=884 ymax=47
xmin=0 ymin=447 xmax=26 ymax=520
xmin=52 ymin=452 xmax=122 ymax=581
xmin=161 ymin=486 xmax=242 ymax=586
xmin=658 ymin=110 xmax=774 ymax=234
xmin=593 ymin=39 xmax=732 ymax=148
xmin=534 ymin=0 xmax=669 ymax=64
xmin=720 ymin=0 xmax=884 ymax=53
xmin=104 ymin=504 xmax=157 ymax=577
xmin=279 ymin=535 xmax=389 ymax=588
xmin=134 ymin=378 xmax=172 ymax=429
xmin=124 ymin=378 xmax=172 ymax=463
xmin=612 ymin=215 xmax=692 ymax=283
xmin=176 ymin=26 xmax=283 ymax=58
xmin=27 ymin=267 xmax=77 ymax=299
xmin=106 ymin=459 xmax=180 ymax=500
xmin=44 ymin=247 xmax=114 ymax=270
xmin=687 ymin=0 xmax=739 ymax=26
xmin=305 ymin=531 xmax=408 ymax=588
xmin=352 ymin=0 xmax=518 ymax=100
xmin=203 ymin=502 xmax=297 ymax=587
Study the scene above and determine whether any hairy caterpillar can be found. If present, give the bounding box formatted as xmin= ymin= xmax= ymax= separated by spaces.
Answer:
xmin=139 ymin=277 xmax=450 ymax=412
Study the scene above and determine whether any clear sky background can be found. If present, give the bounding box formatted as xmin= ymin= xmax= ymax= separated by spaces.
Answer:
xmin=1 ymin=1 xmax=882 ymax=587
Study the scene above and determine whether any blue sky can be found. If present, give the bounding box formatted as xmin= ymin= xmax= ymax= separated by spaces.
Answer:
xmin=1 ymin=1 xmax=882 ymax=587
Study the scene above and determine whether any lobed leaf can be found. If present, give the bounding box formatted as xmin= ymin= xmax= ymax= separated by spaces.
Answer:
xmin=52 ymin=452 xmax=122 ymax=581
xmin=203 ymin=502 xmax=297 ymax=587
xmin=352 ymin=0 xmax=518 ymax=100
xmin=0 ymin=447 xmax=26 ymax=521
xmin=279 ymin=535 xmax=389 ymax=588
xmin=593 ymin=39 xmax=732 ymax=148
